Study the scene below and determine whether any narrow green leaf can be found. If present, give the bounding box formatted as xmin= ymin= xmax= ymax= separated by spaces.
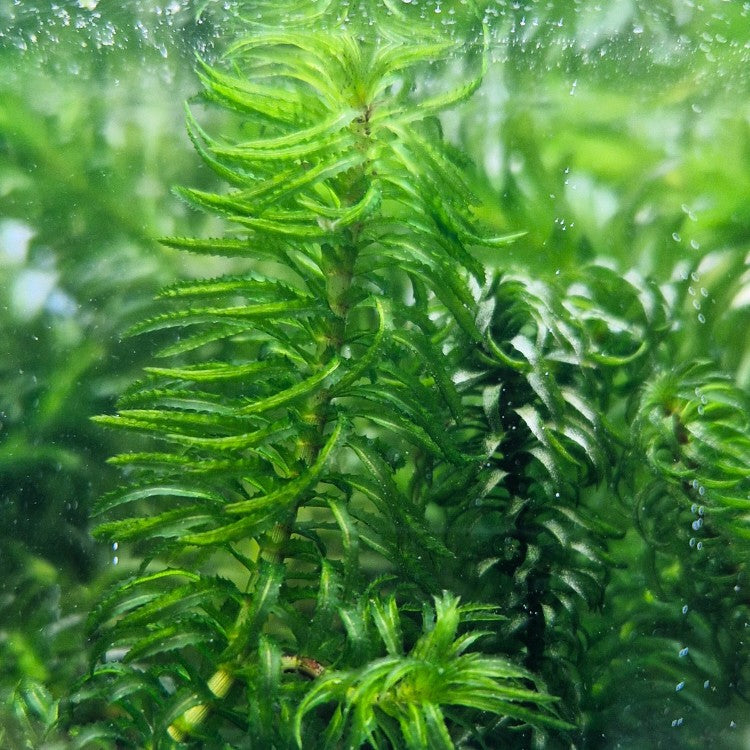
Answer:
xmin=127 ymin=299 xmax=318 ymax=337
xmin=181 ymin=419 xmax=343 ymax=545
xmin=238 ymin=357 xmax=340 ymax=415
xmin=93 ymin=483 xmax=224 ymax=516
xmin=421 ymin=703 xmax=454 ymax=750
xmin=223 ymin=561 xmax=284 ymax=659
xmin=371 ymin=597 xmax=403 ymax=657
xmin=391 ymin=328 xmax=461 ymax=420
xmin=333 ymin=297 xmax=388 ymax=394
xmin=225 ymin=418 xmax=344 ymax=514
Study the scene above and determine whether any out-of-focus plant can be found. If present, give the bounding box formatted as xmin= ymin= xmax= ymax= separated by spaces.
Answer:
xmin=0 ymin=1 xmax=225 ymax=741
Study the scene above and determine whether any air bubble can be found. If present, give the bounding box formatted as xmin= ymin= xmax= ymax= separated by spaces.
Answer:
xmin=675 ymin=681 xmax=685 ymax=692
xmin=692 ymin=519 xmax=703 ymax=530
xmin=697 ymin=541 xmax=703 ymax=550
xmin=679 ymin=647 xmax=689 ymax=657
xmin=682 ymin=604 xmax=689 ymax=614
xmin=689 ymin=537 xmax=696 ymax=547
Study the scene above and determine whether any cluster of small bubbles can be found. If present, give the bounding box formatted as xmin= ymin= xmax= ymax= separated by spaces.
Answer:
xmin=553 ymin=216 xmax=575 ymax=231
xmin=688 ymin=483 xmax=707 ymax=546
xmin=671 ymin=717 xmax=684 ymax=727
xmin=686 ymin=276 xmax=707 ymax=322
xmin=112 ymin=541 xmax=119 ymax=566
xmin=681 ymin=203 xmax=698 ymax=222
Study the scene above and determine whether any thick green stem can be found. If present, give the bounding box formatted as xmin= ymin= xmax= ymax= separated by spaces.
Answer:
xmin=168 ymin=216 xmax=364 ymax=749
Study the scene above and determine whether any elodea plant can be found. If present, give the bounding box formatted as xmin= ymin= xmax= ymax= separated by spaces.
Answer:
xmin=68 ymin=20 xmax=750 ymax=750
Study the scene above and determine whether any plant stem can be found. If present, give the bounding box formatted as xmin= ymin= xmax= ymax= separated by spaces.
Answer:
xmin=167 ymin=194 xmax=365 ymax=747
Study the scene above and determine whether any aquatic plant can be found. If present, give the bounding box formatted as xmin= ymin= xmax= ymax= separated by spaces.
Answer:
xmin=45 ymin=5 xmax=750 ymax=749
xmin=72 ymin=25 xmax=572 ymax=748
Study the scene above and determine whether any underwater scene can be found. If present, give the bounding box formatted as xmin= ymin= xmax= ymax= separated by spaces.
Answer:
xmin=1 ymin=1 xmax=749 ymax=747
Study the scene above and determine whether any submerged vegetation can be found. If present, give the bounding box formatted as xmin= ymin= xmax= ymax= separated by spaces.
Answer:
xmin=1 ymin=1 xmax=749 ymax=748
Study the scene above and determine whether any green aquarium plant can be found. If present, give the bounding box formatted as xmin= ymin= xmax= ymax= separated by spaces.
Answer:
xmin=66 ymin=8 xmax=750 ymax=750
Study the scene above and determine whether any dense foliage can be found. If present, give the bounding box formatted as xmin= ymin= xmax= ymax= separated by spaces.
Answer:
xmin=2 ymin=1 xmax=749 ymax=748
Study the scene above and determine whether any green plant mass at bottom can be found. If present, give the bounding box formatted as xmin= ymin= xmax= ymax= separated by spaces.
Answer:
xmin=21 ymin=11 xmax=746 ymax=750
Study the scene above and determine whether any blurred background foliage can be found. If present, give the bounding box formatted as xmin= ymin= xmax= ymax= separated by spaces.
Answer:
xmin=1 ymin=0 xmax=748 ymax=747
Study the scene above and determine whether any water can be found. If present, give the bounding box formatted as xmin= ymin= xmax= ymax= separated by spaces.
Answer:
xmin=1 ymin=1 xmax=749 ymax=747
